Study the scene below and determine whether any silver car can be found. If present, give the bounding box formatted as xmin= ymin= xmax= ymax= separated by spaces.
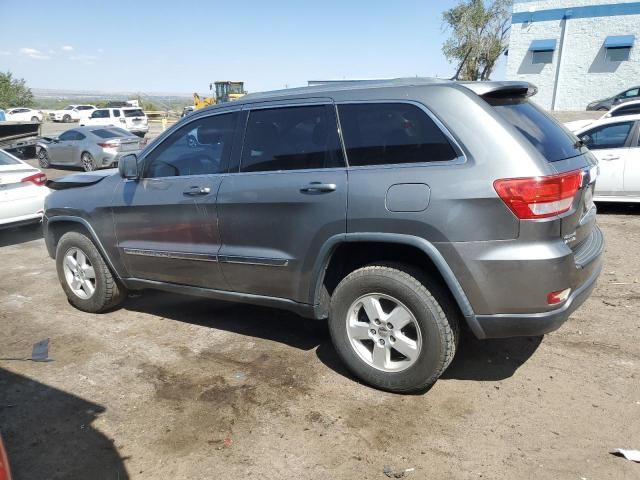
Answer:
xmin=37 ymin=126 xmax=143 ymax=171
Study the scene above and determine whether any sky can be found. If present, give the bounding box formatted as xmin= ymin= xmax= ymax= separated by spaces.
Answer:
xmin=0 ymin=0 xmax=506 ymax=95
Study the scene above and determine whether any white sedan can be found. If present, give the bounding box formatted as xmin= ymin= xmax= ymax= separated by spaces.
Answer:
xmin=575 ymin=114 xmax=640 ymax=202
xmin=0 ymin=149 xmax=50 ymax=229
xmin=4 ymin=108 xmax=43 ymax=123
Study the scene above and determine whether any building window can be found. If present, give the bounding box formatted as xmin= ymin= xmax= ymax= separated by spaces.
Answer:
xmin=532 ymin=50 xmax=554 ymax=64
xmin=604 ymin=35 xmax=634 ymax=62
xmin=606 ymin=47 xmax=631 ymax=62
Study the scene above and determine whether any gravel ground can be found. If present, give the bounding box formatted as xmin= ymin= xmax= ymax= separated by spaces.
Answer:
xmin=0 ymin=206 xmax=639 ymax=480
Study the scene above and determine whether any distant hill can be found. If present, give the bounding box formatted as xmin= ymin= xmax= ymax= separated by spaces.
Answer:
xmin=31 ymin=88 xmax=194 ymax=111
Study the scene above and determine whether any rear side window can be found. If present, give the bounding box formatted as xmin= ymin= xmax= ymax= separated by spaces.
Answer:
xmin=579 ymin=121 xmax=634 ymax=150
xmin=488 ymin=98 xmax=583 ymax=162
xmin=240 ymin=105 xmax=344 ymax=172
xmin=124 ymin=109 xmax=145 ymax=117
xmin=0 ymin=150 xmax=21 ymax=165
xmin=338 ymin=103 xmax=457 ymax=166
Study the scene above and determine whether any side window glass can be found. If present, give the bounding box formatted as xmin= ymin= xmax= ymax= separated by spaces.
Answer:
xmin=611 ymin=105 xmax=640 ymax=117
xmin=113 ymin=110 xmax=121 ymax=117
xmin=581 ymin=122 xmax=634 ymax=150
xmin=144 ymin=112 xmax=238 ymax=178
xmin=59 ymin=130 xmax=76 ymax=141
xmin=240 ymin=105 xmax=344 ymax=172
xmin=338 ymin=103 xmax=458 ymax=166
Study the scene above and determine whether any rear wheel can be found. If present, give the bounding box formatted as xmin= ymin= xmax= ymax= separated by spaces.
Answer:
xmin=81 ymin=152 xmax=96 ymax=171
xmin=37 ymin=148 xmax=50 ymax=168
xmin=55 ymin=231 xmax=126 ymax=312
xmin=329 ymin=265 xmax=459 ymax=393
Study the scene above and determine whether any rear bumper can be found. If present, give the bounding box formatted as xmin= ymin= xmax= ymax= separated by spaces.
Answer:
xmin=473 ymin=261 xmax=602 ymax=338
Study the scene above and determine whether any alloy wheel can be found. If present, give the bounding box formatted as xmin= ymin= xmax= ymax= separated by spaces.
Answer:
xmin=62 ymin=247 xmax=96 ymax=299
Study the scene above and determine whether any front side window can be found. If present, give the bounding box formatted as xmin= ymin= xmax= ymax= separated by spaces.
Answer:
xmin=92 ymin=110 xmax=110 ymax=119
xmin=623 ymin=88 xmax=639 ymax=98
xmin=580 ymin=122 xmax=634 ymax=150
xmin=59 ymin=130 xmax=82 ymax=141
xmin=338 ymin=103 xmax=458 ymax=166
xmin=240 ymin=105 xmax=344 ymax=172
xmin=144 ymin=112 xmax=238 ymax=178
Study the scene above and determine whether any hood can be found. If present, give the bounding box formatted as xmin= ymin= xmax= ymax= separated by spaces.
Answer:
xmin=47 ymin=169 xmax=117 ymax=190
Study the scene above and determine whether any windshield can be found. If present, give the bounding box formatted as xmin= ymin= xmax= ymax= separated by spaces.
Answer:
xmin=0 ymin=149 xmax=22 ymax=165
xmin=124 ymin=109 xmax=144 ymax=117
xmin=487 ymin=98 xmax=585 ymax=162
xmin=64 ymin=106 xmax=74 ymax=110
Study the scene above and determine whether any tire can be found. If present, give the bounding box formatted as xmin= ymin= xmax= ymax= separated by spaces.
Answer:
xmin=63 ymin=114 xmax=72 ymax=123
xmin=81 ymin=152 xmax=97 ymax=171
xmin=31 ymin=116 xmax=39 ymax=123
xmin=55 ymin=231 xmax=126 ymax=313
xmin=37 ymin=148 xmax=50 ymax=168
xmin=328 ymin=265 xmax=459 ymax=393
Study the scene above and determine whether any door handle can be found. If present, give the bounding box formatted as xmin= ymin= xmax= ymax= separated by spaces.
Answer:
xmin=183 ymin=186 xmax=211 ymax=196
xmin=300 ymin=182 xmax=337 ymax=194
xmin=601 ymin=155 xmax=620 ymax=161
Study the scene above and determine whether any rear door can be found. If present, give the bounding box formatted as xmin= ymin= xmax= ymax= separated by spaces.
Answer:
xmin=217 ymin=102 xmax=347 ymax=302
xmin=112 ymin=110 xmax=238 ymax=289
xmin=578 ymin=120 xmax=636 ymax=196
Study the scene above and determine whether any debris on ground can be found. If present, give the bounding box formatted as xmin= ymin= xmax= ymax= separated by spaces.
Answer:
xmin=31 ymin=338 xmax=50 ymax=361
xmin=383 ymin=465 xmax=415 ymax=478
xmin=611 ymin=449 xmax=640 ymax=462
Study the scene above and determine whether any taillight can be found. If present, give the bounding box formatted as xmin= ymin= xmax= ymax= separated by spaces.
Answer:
xmin=21 ymin=172 xmax=47 ymax=186
xmin=139 ymin=138 xmax=148 ymax=148
xmin=547 ymin=288 xmax=571 ymax=305
xmin=493 ymin=170 xmax=583 ymax=220
xmin=97 ymin=142 xmax=117 ymax=148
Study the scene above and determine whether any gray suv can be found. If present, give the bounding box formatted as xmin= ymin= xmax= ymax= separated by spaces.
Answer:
xmin=43 ymin=79 xmax=603 ymax=393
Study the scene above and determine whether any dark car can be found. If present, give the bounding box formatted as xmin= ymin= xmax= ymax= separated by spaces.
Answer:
xmin=42 ymin=78 xmax=603 ymax=393
xmin=586 ymin=86 xmax=640 ymax=111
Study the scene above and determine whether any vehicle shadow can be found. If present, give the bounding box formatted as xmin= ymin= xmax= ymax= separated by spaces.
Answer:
xmin=596 ymin=202 xmax=640 ymax=215
xmin=0 ymin=368 xmax=129 ymax=479
xmin=0 ymin=224 xmax=43 ymax=247
xmin=124 ymin=291 xmax=542 ymax=385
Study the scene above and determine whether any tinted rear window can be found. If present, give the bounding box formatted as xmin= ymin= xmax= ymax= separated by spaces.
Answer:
xmin=0 ymin=150 xmax=21 ymax=165
xmin=92 ymin=128 xmax=125 ymax=139
xmin=124 ymin=109 xmax=145 ymax=117
xmin=338 ymin=103 xmax=458 ymax=166
xmin=488 ymin=98 xmax=583 ymax=162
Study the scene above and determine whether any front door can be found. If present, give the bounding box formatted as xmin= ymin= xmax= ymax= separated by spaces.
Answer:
xmin=50 ymin=129 xmax=82 ymax=164
xmin=112 ymin=111 xmax=239 ymax=289
xmin=217 ymin=103 xmax=347 ymax=303
xmin=623 ymin=126 xmax=640 ymax=196
xmin=579 ymin=120 xmax=635 ymax=197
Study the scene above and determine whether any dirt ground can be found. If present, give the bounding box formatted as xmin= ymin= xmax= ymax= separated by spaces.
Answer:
xmin=0 ymin=203 xmax=638 ymax=480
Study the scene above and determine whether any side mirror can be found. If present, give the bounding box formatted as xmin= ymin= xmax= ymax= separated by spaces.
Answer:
xmin=119 ymin=154 xmax=139 ymax=179
xmin=580 ymin=135 xmax=591 ymax=146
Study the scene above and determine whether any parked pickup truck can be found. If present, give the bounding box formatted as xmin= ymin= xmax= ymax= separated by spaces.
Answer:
xmin=48 ymin=105 xmax=96 ymax=123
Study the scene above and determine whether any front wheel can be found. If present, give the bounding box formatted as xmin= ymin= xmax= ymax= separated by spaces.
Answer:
xmin=55 ymin=231 xmax=126 ymax=312
xmin=63 ymin=114 xmax=72 ymax=123
xmin=328 ymin=265 xmax=459 ymax=393
xmin=31 ymin=116 xmax=40 ymax=123
xmin=37 ymin=148 xmax=50 ymax=168
xmin=81 ymin=152 xmax=96 ymax=171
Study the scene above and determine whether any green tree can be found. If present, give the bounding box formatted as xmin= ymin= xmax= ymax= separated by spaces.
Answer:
xmin=0 ymin=71 xmax=34 ymax=109
xmin=442 ymin=0 xmax=512 ymax=81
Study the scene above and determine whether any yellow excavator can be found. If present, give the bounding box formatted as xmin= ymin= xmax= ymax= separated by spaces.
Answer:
xmin=192 ymin=81 xmax=246 ymax=111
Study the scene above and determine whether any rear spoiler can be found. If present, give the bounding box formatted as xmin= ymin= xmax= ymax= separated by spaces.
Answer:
xmin=459 ymin=81 xmax=538 ymax=99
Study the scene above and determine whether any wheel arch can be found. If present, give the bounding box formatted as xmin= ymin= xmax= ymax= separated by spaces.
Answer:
xmin=45 ymin=216 xmax=122 ymax=279
xmin=310 ymin=233 xmax=483 ymax=337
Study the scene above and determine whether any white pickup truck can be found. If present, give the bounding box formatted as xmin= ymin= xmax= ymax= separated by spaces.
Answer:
xmin=48 ymin=105 xmax=96 ymax=123
xmin=80 ymin=107 xmax=149 ymax=137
